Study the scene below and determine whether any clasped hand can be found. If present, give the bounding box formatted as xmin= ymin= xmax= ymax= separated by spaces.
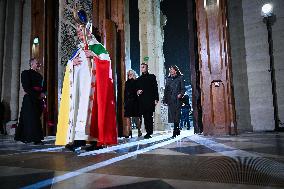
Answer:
xmin=137 ymin=90 xmax=143 ymax=96
xmin=39 ymin=93 xmax=46 ymax=99
xmin=73 ymin=50 xmax=95 ymax=66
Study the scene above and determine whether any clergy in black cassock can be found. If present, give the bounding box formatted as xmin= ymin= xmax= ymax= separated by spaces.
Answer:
xmin=14 ymin=58 xmax=46 ymax=145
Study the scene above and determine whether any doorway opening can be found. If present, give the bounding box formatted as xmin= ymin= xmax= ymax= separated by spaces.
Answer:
xmin=129 ymin=0 xmax=202 ymax=134
xmin=160 ymin=0 xmax=202 ymax=134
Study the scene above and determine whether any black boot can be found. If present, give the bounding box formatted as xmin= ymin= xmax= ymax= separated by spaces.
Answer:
xmin=172 ymin=123 xmax=180 ymax=138
xmin=144 ymin=133 xmax=152 ymax=139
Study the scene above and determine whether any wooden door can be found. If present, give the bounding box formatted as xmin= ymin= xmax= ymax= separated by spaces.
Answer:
xmin=195 ymin=0 xmax=237 ymax=135
xmin=31 ymin=0 xmax=57 ymax=136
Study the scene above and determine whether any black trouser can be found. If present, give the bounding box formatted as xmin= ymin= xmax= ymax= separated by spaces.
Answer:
xmin=174 ymin=122 xmax=180 ymax=131
xmin=143 ymin=112 xmax=154 ymax=135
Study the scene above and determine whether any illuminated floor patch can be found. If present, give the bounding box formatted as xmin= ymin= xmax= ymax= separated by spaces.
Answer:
xmin=21 ymin=132 xmax=193 ymax=189
xmin=189 ymin=135 xmax=284 ymax=181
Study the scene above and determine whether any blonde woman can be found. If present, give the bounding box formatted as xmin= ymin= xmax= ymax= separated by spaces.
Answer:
xmin=124 ymin=70 xmax=142 ymax=138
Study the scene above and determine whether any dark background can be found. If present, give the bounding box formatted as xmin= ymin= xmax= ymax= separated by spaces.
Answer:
xmin=129 ymin=0 xmax=191 ymax=85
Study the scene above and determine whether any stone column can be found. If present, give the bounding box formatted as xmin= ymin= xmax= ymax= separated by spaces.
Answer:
xmin=241 ymin=0 xmax=280 ymax=131
xmin=1 ymin=0 xmax=14 ymax=107
xmin=1 ymin=0 xmax=23 ymax=134
xmin=227 ymin=0 xmax=252 ymax=132
xmin=138 ymin=0 xmax=166 ymax=131
xmin=0 ymin=0 xmax=7 ymax=98
xmin=18 ymin=0 xmax=31 ymax=117
xmin=124 ymin=0 xmax=131 ymax=75
xmin=57 ymin=0 xmax=65 ymax=109
xmin=9 ymin=0 xmax=22 ymax=121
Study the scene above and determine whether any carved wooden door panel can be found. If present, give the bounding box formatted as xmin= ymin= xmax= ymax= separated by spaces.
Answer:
xmin=195 ymin=0 xmax=236 ymax=135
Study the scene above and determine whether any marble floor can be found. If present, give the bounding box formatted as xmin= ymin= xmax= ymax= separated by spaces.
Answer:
xmin=0 ymin=130 xmax=284 ymax=189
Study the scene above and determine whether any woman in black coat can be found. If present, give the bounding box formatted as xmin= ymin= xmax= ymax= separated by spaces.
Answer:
xmin=163 ymin=65 xmax=185 ymax=137
xmin=124 ymin=70 xmax=141 ymax=138
xmin=14 ymin=58 xmax=46 ymax=145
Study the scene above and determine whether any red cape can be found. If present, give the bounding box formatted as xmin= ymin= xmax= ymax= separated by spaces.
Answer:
xmin=90 ymin=57 xmax=117 ymax=145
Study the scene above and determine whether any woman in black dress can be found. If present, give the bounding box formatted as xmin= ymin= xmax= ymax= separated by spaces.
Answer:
xmin=14 ymin=58 xmax=46 ymax=145
xmin=124 ymin=70 xmax=141 ymax=138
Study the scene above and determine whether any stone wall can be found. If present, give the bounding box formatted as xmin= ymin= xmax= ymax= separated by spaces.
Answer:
xmin=124 ymin=0 xmax=131 ymax=76
xmin=1 ymin=0 xmax=15 ymax=121
xmin=0 ymin=0 xmax=29 ymax=134
xmin=0 ymin=0 xmax=23 ymax=123
xmin=244 ymin=0 xmax=284 ymax=131
xmin=0 ymin=0 xmax=6 ymax=98
xmin=271 ymin=0 xmax=284 ymax=129
xmin=229 ymin=0 xmax=284 ymax=131
xmin=227 ymin=0 xmax=252 ymax=132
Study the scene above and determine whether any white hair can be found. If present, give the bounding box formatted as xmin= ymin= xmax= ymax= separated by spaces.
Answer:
xmin=127 ymin=69 xmax=138 ymax=79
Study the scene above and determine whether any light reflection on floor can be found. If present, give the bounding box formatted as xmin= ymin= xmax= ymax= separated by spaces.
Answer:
xmin=0 ymin=130 xmax=284 ymax=189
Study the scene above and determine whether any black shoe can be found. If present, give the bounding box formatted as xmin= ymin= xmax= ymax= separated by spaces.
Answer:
xmin=144 ymin=134 xmax=152 ymax=139
xmin=85 ymin=144 xmax=104 ymax=151
xmin=138 ymin=129 xmax=142 ymax=137
xmin=176 ymin=129 xmax=180 ymax=136
xmin=34 ymin=141 xmax=44 ymax=145
xmin=172 ymin=129 xmax=180 ymax=138
xmin=65 ymin=140 xmax=86 ymax=152
xmin=129 ymin=130 xmax=132 ymax=138
xmin=65 ymin=143 xmax=76 ymax=152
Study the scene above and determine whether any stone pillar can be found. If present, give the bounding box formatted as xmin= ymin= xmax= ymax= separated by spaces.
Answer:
xmin=0 ymin=0 xmax=7 ymax=98
xmin=227 ymin=0 xmax=252 ymax=132
xmin=138 ymin=0 xmax=166 ymax=131
xmin=124 ymin=0 xmax=131 ymax=75
xmin=18 ymin=0 xmax=31 ymax=117
xmin=0 ymin=0 xmax=23 ymax=134
xmin=9 ymin=0 xmax=22 ymax=121
xmin=1 ymin=0 xmax=15 ymax=113
xmin=241 ymin=0 xmax=281 ymax=131
xmin=57 ymin=0 xmax=65 ymax=109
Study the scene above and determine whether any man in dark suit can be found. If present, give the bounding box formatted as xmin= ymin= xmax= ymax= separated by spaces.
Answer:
xmin=136 ymin=62 xmax=159 ymax=139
